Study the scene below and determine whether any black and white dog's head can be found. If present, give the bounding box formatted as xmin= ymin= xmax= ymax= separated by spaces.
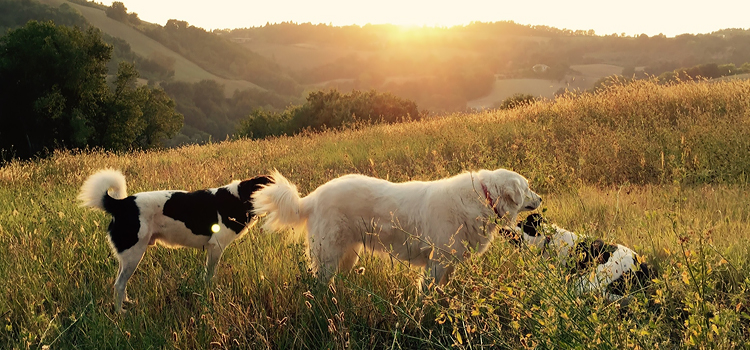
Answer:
xmin=237 ymin=175 xmax=275 ymax=214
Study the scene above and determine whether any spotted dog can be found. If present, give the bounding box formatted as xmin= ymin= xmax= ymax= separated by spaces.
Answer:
xmin=78 ymin=169 xmax=272 ymax=313
xmin=502 ymin=213 xmax=651 ymax=300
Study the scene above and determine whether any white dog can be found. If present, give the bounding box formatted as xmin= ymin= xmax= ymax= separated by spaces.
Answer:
xmin=252 ymin=169 xmax=542 ymax=285
xmin=501 ymin=213 xmax=651 ymax=300
xmin=78 ymin=169 xmax=272 ymax=313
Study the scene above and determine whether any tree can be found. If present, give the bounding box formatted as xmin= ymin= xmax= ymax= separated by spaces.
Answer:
xmin=0 ymin=21 xmax=111 ymax=158
xmin=0 ymin=21 xmax=182 ymax=160
xmin=105 ymin=1 xmax=128 ymax=22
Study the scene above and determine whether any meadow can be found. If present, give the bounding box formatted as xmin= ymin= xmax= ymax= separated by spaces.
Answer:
xmin=1 ymin=79 xmax=749 ymax=349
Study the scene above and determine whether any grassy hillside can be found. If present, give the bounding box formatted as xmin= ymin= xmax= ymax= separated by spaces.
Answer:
xmin=38 ymin=0 xmax=263 ymax=97
xmin=1 ymin=80 xmax=749 ymax=348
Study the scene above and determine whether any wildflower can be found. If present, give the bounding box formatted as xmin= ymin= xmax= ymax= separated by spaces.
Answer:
xmin=327 ymin=318 xmax=337 ymax=333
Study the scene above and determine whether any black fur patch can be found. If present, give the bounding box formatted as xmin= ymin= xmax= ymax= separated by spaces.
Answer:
xmin=569 ymin=239 xmax=617 ymax=273
xmin=163 ymin=190 xmax=223 ymax=237
xmin=162 ymin=175 xmax=272 ymax=237
xmin=103 ymin=194 xmax=141 ymax=253
xmin=237 ymin=176 xmax=273 ymax=208
xmin=215 ymin=187 xmax=248 ymax=233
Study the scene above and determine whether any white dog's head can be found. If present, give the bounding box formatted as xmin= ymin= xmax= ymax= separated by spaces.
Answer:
xmin=478 ymin=169 xmax=542 ymax=223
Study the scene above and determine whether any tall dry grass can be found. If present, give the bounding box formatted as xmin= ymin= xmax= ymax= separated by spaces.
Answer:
xmin=0 ymin=79 xmax=749 ymax=348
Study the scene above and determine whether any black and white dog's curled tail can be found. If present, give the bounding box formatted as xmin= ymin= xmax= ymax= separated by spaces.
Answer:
xmin=251 ymin=170 xmax=307 ymax=236
xmin=78 ymin=169 xmax=128 ymax=212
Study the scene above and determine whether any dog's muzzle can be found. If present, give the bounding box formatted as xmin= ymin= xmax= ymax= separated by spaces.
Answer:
xmin=524 ymin=192 xmax=542 ymax=210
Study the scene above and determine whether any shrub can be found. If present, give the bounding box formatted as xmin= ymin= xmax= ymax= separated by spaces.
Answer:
xmin=237 ymin=89 xmax=420 ymax=139
xmin=495 ymin=93 xmax=538 ymax=109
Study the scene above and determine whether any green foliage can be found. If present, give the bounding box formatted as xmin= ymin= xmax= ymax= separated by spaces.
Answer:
xmin=0 ymin=0 xmax=87 ymax=31
xmin=236 ymin=89 xmax=420 ymax=139
xmin=94 ymin=62 xmax=183 ymax=150
xmin=104 ymin=1 xmax=127 ymax=22
xmin=236 ymin=107 xmax=294 ymax=139
xmin=0 ymin=21 xmax=182 ymax=160
xmin=0 ymin=21 xmax=112 ymax=158
xmin=495 ymin=93 xmax=538 ymax=109
xmin=104 ymin=1 xmax=141 ymax=26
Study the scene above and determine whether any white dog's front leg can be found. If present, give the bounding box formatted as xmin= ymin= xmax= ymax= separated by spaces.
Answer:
xmin=205 ymin=240 xmax=225 ymax=284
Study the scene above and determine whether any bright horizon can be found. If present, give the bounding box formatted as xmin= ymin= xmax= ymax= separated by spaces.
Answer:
xmin=103 ymin=0 xmax=749 ymax=37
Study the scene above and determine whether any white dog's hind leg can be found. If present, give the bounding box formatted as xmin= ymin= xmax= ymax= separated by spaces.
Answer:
xmin=113 ymin=241 xmax=148 ymax=314
xmin=428 ymin=262 xmax=455 ymax=287
xmin=338 ymin=243 xmax=363 ymax=273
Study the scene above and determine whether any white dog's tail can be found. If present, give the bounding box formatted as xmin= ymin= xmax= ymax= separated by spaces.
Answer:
xmin=252 ymin=170 xmax=308 ymax=235
xmin=78 ymin=169 xmax=128 ymax=211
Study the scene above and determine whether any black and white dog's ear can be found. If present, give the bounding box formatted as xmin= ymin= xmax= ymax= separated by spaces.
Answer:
xmin=519 ymin=213 xmax=545 ymax=236
xmin=238 ymin=175 xmax=274 ymax=201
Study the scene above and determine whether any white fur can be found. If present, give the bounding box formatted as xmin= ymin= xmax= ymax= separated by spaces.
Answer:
xmin=574 ymin=244 xmax=638 ymax=297
xmin=518 ymin=224 xmax=578 ymax=259
xmin=77 ymin=168 xmax=127 ymax=209
xmin=253 ymin=169 xmax=542 ymax=285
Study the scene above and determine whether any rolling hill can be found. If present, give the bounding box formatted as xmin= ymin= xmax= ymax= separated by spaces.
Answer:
xmin=38 ymin=0 xmax=263 ymax=97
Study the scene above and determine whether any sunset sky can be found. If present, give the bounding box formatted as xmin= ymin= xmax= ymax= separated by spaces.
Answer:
xmin=104 ymin=0 xmax=748 ymax=37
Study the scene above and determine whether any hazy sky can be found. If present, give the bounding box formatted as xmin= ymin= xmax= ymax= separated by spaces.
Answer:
xmin=105 ymin=0 xmax=748 ymax=37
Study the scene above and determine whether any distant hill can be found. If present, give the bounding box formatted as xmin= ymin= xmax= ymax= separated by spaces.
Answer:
xmin=231 ymin=23 xmax=750 ymax=111
xmin=467 ymin=64 xmax=624 ymax=109
xmin=8 ymin=0 xmax=750 ymax=142
xmin=38 ymin=0 xmax=263 ymax=97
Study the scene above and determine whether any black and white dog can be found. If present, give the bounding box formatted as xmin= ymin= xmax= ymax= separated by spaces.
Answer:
xmin=501 ymin=213 xmax=651 ymax=301
xmin=78 ymin=169 xmax=272 ymax=313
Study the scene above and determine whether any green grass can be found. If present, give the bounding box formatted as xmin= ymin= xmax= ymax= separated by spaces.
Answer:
xmin=1 ymin=79 xmax=750 ymax=348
